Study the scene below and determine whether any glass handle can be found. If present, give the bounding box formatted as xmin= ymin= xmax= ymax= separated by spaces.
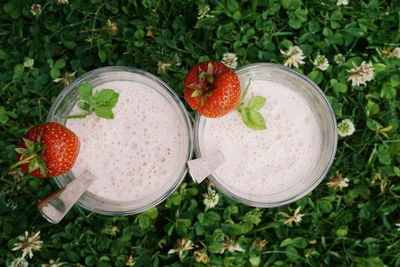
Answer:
xmin=38 ymin=171 xmax=96 ymax=224
xmin=187 ymin=151 xmax=225 ymax=183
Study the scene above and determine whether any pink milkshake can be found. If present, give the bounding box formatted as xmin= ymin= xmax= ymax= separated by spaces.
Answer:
xmin=67 ymin=80 xmax=186 ymax=202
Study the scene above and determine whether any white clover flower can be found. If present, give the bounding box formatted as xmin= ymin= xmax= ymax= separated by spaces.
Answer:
xmin=41 ymin=259 xmax=65 ymax=267
xmin=313 ymin=55 xmax=329 ymax=71
xmin=194 ymin=250 xmax=209 ymax=264
xmin=157 ymin=61 xmax=172 ymax=74
xmin=334 ymin=53 xmax=345 ymax=64
xmin=337 ymin=119 xmax=355 ymax=137
xmin=337 ymin=0 xmax=349 ymax=6
xmin=23 ymin=58 xmax=34 ymax=69
xmin=12 ymin=231 xmax=43 ymax=259
xmin=6 ymin=199 xmax=18 ymax=210
xmin=104 ymin=19 xmax=118 ymax=36
xmin=157 ymin=61 xmax=171 ymax=73
xmin=220 ymin=237 xmax=245 ymax=254
xmin=55 ymin=0 xmax=69 ymax=4
xmin=347 ymin=61 xmax=374 ymax=86
xmin=10 ymin=257 xmax=29 ymax=267
xmin=197 ymin=4 xmax=212 ymax=19
xmin=283 ymin=207 xmax=304 ymax=225
xmin=203 ymin=188 xmax=220 ymax=209
xmin=391 ymin=47 xmax=400 ymax=58
xmin=280 ymin=46 xmax=305 ymax=68
xmin=168 ymin=238 xmax=195 ymax=260
xmin=103 ymin=225 xmax=119 ymax=236
xmin=327 ymin=172 xmax=350 ymax=190
xmin=252 ymin=239 xmax=268 ymax=251
xmin=227 ymin=243 xmax=245 ymax=253
xmin=125 ymin=255 xmax=135 ymax=266
xmin=9 ymin=168 xmax=24 ymax=183
xmin=30 ymin=4 xmax=41 ymax=16
xmin=53 ymin=72 xmax=76 ymax=86
xmin=221 ymin=52 xmax=238 ymax=69
xmin=172 ymin=54 xmax=182 ymax=67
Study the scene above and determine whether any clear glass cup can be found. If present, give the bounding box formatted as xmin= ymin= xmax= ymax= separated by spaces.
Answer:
xmin=194 ymin=63 xmax=337 ymax=207
xmin=47 ymin=66 xmax=193 ymax=215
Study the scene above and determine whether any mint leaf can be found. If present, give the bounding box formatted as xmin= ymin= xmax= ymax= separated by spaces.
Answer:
xmin=95 ymin=89 xmax=116 ymax=105
xmin=238 ymin=107 xmax=250 ymax=125
xmin=64 ymin=114 xmax=88 ymax=119
xmin=249 ymin=110 xmax=267 ymax=130
xmin=77 ymin=101 xmax=91 ymax=112
xmin=248 ymin=96 xmax=267 ymax=111
xmin=95 ymin=107 xmax=115 ymax=119
xmin=240 ymin=78 xmax=252 ymax=102
xmin=239 ymin=108 xmax=267 ymax=130
xmin=66 ymin=83 xmax=120 ymax=120
xmin=79 ymin=82 xmax=93 ymax=102
xmin=103 ymin=91 xmax=120 ymax=108
xmin=236 ymin=79 xmax=267 ymax=130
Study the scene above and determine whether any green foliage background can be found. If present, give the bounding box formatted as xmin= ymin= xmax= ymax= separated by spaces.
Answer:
xmin=1 ymin=0 xmax=400 ymax=266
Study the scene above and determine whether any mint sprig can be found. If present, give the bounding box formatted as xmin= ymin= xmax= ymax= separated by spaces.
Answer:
xmin=237 ymin=79 xmax=267 ymax=130
xmin=65 ymin=82 xmax=120 ymax=119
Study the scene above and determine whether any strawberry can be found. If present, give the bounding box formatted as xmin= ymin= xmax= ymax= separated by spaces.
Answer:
xmin=11 ymin=122 xmax=80 ymax=178
xmin=184 ymin=61 xmax=241 ymax=118
xmin=38 ymin=188 xmax=64 ymax=208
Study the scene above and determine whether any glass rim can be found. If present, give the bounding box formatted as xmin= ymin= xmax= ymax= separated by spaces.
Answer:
xmin=193 ymin=62 xmax=338 ymax=208
xmin=46 ymin=66 xmax=194 ymax=215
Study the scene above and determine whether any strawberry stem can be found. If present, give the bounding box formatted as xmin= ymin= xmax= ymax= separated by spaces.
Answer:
xmin=9 ymin=154 xmax=38 ymax=169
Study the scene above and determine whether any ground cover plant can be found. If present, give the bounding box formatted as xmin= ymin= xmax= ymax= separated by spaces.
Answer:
xmin=1 ymin=0 xmax=400 ymax=266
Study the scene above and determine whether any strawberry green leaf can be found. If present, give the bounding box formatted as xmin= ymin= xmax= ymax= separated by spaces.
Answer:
xmin=191 ymin=90 xmax=203 ymax=97
xmin=248 ymin=96 xmax=267 ymax=111
xmin=15 ymin=148 xmax=29 ymax=154
xmin=23 ymin=138 xmax=35 ymax=150
xmin=186 ymin=83 xmax=195 ymax=89
xmin=79 ymin=82 xmax=93 ymax=102
xmin=39 ymin=164 xmax=46 ymax=177
xmin=29 ymin=158 xmax=38 ymax=172
xmin=201 ymin=96 xmax=205 ymax=106
xmin=199 ymin=71 xmax=205 ymax=80
xmin=207 ymin=62 xmax=213 ymax=74
xmin=95 ymin=107 xmax=115 ymax=119
xmin=38 ymin=159 xmax=47 ymax=176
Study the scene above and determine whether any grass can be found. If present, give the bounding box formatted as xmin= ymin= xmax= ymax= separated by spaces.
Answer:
xmin=0 ymin=0 xmax=400 ymax=266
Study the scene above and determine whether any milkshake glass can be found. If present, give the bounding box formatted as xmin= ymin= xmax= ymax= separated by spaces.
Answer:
xmin=47 ymin=67 xmax=193 ymax=215
xmin=194 ymin=63 xmax=337 ymax=207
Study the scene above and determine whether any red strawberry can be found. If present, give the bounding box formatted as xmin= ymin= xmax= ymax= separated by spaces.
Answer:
xmin=183 ymin=61 xmax=241 ymax=118
xmin=38 ymin=188 xmax=65 ymax=208
xmin=11 ymin=122 xmax=80 ymax=178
